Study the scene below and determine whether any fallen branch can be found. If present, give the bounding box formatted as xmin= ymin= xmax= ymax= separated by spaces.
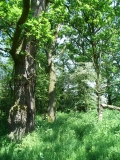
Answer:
xmin=101 ymin=104 xmax=120 ymax=111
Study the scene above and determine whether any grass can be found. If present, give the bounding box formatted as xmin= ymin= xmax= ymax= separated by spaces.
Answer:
xmin=0 ymin=110 xmax=120 ymax=160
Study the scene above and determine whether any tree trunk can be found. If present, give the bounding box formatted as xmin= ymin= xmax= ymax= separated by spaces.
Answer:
xmin=46 ymin=24 xmax=61 ymax=122
xmin=8 ymin=0 xmax=48 ymax=140
xmin=96 ymin=74 xmax=102 ymax=120
xmin=8 ymin=38 xmax=37 ymax=140
xmin=47 ymin=62 xmax=56 ymax=122
xmin=92 ymin=40 xmax=102 ymax=120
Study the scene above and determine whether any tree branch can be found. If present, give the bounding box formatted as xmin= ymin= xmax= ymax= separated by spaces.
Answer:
xmin=10 ymin=0 xmax=30 ymax=60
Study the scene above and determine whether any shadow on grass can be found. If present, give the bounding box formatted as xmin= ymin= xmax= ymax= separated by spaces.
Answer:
xmin=73 ymin=123 xmax=94 ymax=141
xmin=0 ymin=112 xmax=120 ymax=160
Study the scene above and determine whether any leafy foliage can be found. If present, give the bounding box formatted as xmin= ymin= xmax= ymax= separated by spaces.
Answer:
xmin=0 ymin=57 xmax=14 ymax=116
xmin=35 ymin=51 xmax=49 ymax=113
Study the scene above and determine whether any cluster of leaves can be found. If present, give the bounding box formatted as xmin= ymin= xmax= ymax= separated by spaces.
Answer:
xmin=0 ymin=0 xmax=22 ymax=49
xmin=35 ymin=52 xmax=49 ymax=113
xmin=25 ymin=15 xmax=53 ymax=42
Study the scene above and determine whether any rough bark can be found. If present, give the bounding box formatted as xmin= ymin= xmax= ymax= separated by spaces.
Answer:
xmin=8 ymin=0 xmax=48 ymax=140
xmin=8 ymin=38 xmax=37 ymax=140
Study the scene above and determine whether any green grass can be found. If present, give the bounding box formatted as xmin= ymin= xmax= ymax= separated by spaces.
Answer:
xmin=1 ymin=110 xmax=120 ymax=160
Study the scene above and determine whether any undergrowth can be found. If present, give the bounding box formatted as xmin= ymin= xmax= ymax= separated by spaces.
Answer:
xmin=0 ymin=110 xmax=120 ymax=160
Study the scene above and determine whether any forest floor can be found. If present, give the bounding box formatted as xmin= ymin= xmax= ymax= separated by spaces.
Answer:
xmin=0 ymin=109 xmax=120 ymax=160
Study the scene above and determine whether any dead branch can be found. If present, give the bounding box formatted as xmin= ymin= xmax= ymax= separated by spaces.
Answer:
xmin=101 ymin=103 xmax=120 ymax=111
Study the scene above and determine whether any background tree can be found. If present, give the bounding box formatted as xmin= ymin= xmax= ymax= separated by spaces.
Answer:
xmin=37 ymin=1 xmax=67 ymax=121
xmin=62 ymin=0 xmax=115 ymax=119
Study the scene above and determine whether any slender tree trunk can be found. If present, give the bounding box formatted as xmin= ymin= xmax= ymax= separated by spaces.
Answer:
xmin=8 ymin=0 xmax=48 ymax=140
xmin=46 ymin=24 xmax=61 ymax=122
xmin=96 ymin=72 xmax=102 ymax=120
xmin=47 ymin=62 xmax=56 ymax=122
xmin=92 ymin=41 xmax=102 ymax=120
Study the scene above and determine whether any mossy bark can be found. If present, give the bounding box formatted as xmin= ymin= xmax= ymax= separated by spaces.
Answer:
xmin=8 ymin=104 xmax=27 ymax=140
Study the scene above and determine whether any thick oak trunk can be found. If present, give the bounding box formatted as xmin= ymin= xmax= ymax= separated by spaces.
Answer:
xmin=8 ymin=0 xmax=48 ymax=140
xmin=8 ymin=40 xmax=36 ymax=140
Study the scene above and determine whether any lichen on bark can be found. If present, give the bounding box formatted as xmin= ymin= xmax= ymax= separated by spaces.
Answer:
xmin=8 ymin=102 xmax=27 ymax=140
